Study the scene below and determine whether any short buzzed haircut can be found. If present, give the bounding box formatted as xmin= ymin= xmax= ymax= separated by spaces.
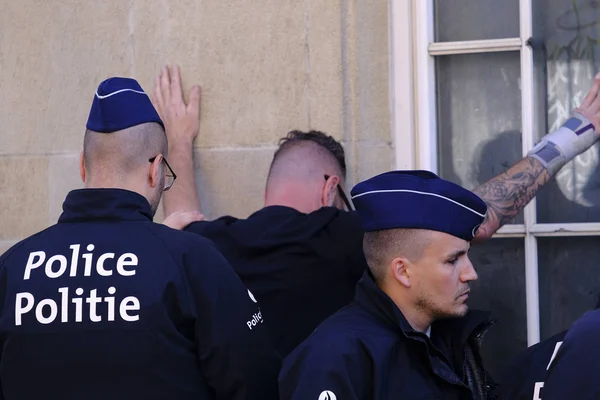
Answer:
xmin=363 ymin=228 xmax=431 ymax=283
xmin=83 ymin=122 xmax=167 ymax=178
xmin=268 ymin=130 xmax=347 ymax=179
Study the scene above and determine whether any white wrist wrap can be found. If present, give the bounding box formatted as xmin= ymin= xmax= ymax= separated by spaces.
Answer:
xmin=527 ymin=113 xmax=599 ymax=175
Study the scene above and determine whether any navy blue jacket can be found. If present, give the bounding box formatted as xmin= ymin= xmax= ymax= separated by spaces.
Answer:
xmin=0 ymin=189 xmax=280 ymax=400
xmin=185 ymin=206 xmax=366 ymax=357
xmin=497 ymin=330 xmax=565 ymax=400
xmin=279 ymin=271 xmax=497 ymax=400
xmin=542 ymin=309 xmax=600 ymax=400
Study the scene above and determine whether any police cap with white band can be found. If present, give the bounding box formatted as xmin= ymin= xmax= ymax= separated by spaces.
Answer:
xmin=86 ymin=77 xmax=164 ymax=133
xmin=350 ymin=170 xmax=487 ymax=241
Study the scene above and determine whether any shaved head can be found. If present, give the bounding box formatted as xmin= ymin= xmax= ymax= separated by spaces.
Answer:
xmin=267 ymin=141 xmax=342 ymax=184
xmin=363 ymin=228 xmax=432 ymax=283
xmin=263 ymin=130 xmax=349 ymax=213
xmin=82 ymin=122 xmax=167 ymax=215
xmin=267 ymin=130 xmax=346 ymax=188
xmin=83 ymin=122 xmax=167 ymax=179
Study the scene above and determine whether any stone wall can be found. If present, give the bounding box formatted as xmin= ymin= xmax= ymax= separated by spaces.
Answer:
xmin=0 ymin=0 xmax=394 ymax=254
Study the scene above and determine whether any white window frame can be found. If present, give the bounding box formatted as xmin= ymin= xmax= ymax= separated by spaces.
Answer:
xmin=389 ymin=0 xmax=600 ymax=347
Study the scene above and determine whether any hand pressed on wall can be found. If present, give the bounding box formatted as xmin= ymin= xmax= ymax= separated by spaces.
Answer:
xmin=153 ymin=65 xmax=201 ymax=147
xmin=153 ymin=64 xmax=203 ymax=216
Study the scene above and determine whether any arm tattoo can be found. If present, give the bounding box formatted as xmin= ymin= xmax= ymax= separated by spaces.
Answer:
xmin=472 ymin=156 xmax=550 ymax=240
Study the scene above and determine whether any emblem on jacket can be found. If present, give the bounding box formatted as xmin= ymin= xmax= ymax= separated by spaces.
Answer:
xmin=247 ymin=289 xmax=257 ymax=303
xmin=318 ymin=390 xmax=337 ymax=400
xmin=533 ymin=341 xmax=563 ymax=400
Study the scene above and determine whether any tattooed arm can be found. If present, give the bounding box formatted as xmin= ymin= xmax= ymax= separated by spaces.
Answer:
xmin=472 ymin=156 xmax=549 ymax=241
xmin=472 ymin=72 xmax=600 ymax=242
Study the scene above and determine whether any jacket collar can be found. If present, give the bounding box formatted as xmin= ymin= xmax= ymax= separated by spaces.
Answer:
xmin=354 ymin=270 xmax=492 ymax=345
xmin=354 ymin=270 xmax=494 ymax=390
xmin=58 ymin=188 xmax=153 ymax=224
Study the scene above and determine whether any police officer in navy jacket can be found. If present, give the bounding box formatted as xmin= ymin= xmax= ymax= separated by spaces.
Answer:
xmin=535 ymin=306 xmax=600 ymax=399
xmin=497 ymin=297 xmax=600 ymax=400
xmin=279 ymin=170 xmax=497 ymax=400
xmin=0 ymin=78 xmax=280 ymax=399
xmin=498 ymin=331 xmax=566 ymax=400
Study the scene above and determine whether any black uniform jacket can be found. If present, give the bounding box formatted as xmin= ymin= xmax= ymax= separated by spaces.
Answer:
xmin=279 ymin=271 xmax=497 ymax=400
xmin=543 ymin=309 xmax=600 ymax=400
xmin=185 ymin=206 xmax=367 ymax=357
xmin=498 ymin=330 xmax=565 ymax=400
xmin=498 ymin=298 xmax=600 ymax=400
xmin=0 ymin=189 xmax=280 ymax=400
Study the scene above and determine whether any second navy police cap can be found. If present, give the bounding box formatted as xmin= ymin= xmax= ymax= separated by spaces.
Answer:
xmin=86 ymin=77 xmax=164 ymax=133
xmin=350 ymin=170 xmax=488 ymax=241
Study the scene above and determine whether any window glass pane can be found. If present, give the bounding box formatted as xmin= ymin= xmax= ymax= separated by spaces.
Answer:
xmin=434 ymin=0 xmax=519 ymax=42
xmin=533 ymin=0 xmax=600 ymax=223
xmin=468 ymin=238 xmax=526 ymax=380
xmin=436 ymin=52 xmax=524 ymax=223
xmin=539 ymin=237 xmax=600 ymax=340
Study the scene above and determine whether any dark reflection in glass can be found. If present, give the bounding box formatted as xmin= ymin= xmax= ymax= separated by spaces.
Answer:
xmin=468 ymin=239 xmax=526 ymax=380
xmin=538 ymin=236 xmax=600 ymax=340
xmin=436 ymin=52 xmax=524 ymax=223
xmin=533 ymin=0 xmax=600 ymax=222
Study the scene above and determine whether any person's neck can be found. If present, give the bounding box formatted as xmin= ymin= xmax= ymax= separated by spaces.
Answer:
xmin=380 ymin=281 xmax=433 ymax=333
xmin=264 ymin=184 xmax=321 ymax=214
xmin=85 ymin=177 xmax=147 ymax=201
xmin=264 ymin=197 xmax=317 ymax=214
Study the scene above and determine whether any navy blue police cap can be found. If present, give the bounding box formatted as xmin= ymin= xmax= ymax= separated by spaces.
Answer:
xmin=86 ymin=77 xmax=164 ymax=133
xmin=350 ymin=170 xmax=487 ymax=241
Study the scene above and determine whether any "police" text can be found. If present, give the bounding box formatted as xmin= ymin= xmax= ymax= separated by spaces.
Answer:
xmin=15 ymin=244 xmax=141 ymax=326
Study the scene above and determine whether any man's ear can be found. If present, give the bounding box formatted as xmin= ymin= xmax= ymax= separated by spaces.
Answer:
xmin=79 ymin=151 xmax=86 ymax=183
xmin=391 ymin=257 xmax=412 ymax=288
xmin=149 ymin=156 xmax=162 ymax=188
xmin=321 ymin=175 xmax=339 ymax=207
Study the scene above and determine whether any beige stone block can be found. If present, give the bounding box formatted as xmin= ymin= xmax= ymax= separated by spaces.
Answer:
xmin=354 ymin=0 xmax=391 ymax=143
xmin=340 ymin=0 xmax=359 ymax=148
xmin=340 ymin=140 xmax=359 ymax=189
xmin=48 ymin=154 xmax=84 ymax=224
xmin=193 ymin=148 xmax=275 ymax=220
xmin=0 ymin=157 xmax=49 ymax=240
xmin=306 ymin=0 xmax=344 ymax=139
xmin=132 ymin=0 xmax=309 ymax=148
xmin=356 ymin=142 xmax=394 ymax=183
xmin=0 ymin=1 xmax=132 ymax=155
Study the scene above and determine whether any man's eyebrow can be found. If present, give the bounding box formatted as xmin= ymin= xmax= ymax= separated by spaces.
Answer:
xmin=445 ymin=248 xmax=469 ymax=259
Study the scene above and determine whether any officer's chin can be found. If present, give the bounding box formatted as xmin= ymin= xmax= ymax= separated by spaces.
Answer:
xmin=434 ymin=304 xmax=469 ymax=321
xmin=447 ymin=304 xmax=469 ymax=319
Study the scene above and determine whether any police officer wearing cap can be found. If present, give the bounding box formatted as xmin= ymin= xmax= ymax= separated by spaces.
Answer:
xmin=0 ymin=78 xmax=280 ymax=399
xmin=279 ymin=170 xmax=496 ymax=400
